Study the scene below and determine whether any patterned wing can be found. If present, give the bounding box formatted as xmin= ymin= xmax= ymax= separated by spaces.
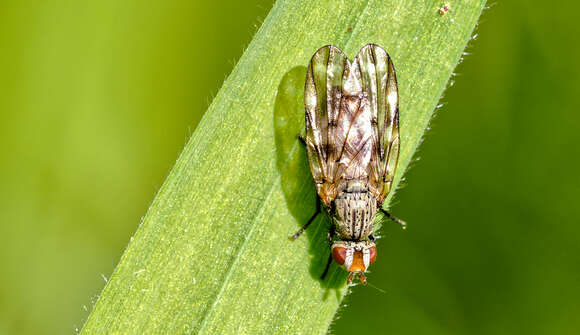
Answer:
xmin=353 ymin=44 xmax=400 ymax=205
xmin=304 ymin=45 xmax=349 ymax=206
xmin=305 ymin=45 xmax=386 ymax=206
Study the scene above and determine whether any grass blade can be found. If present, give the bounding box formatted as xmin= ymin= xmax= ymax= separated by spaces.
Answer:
xmin=82 ymin=0 xmax=486 ymax=333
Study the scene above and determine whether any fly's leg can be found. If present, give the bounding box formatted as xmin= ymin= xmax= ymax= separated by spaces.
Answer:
xmin=321 ymin=224 xmax=336 ymax=280
xmin=326 ymin=224 xmax=335 ymax=247
xmin=321 ymin=253 xmax=333 ymax=280
xmin=290 ymin=197 xmax=321 ymax=240
xmin=298 ymin=135 xmax=306 ymax=146
xmin=379 ymin=208 xmax=407 ymax=230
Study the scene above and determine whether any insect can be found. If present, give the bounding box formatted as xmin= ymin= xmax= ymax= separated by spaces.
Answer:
xmin=291 ymin=44 xmax=406 ymax=285
xmin=439 ymin=4 xmax=450 ymax=15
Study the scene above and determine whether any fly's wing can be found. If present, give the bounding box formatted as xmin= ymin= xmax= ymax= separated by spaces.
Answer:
xmin=353 ymin=44 xmax=400 ymax=205
xmin=305 ymin=45 xmax=379 ymax=206
xmin=304 ymin=45 xmax=349 ymax=207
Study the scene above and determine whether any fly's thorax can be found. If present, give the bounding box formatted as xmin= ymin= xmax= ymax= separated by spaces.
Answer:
xmin=332 ymin=187 xmax=377 ymax=240
xmin=331 ymin=240 xmax=377 ymax=278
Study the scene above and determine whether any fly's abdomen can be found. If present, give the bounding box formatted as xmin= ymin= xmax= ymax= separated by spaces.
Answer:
xmin=333 ymin=190 xmax=377 ymax=240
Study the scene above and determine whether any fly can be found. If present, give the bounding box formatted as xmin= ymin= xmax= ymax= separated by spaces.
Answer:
xmin=292 ymin=44 xmax=406 ymax=285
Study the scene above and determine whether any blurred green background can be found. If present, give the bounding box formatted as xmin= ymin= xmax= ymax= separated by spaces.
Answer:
xmin=0 ymin=0 xmax=578 ymax=334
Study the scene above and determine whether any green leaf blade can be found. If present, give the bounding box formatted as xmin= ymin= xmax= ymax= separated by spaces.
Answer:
xmin=82 ymin=1 xmax=486 ymax=334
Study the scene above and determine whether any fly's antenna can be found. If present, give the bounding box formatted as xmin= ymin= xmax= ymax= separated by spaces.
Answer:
xmin=347 ymin=272 xmax=354 ymax=284
xmin=359 ymin=272 xmax=367 ymax=285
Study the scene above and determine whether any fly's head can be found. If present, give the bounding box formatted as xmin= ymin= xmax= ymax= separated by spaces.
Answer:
xmin=331 ymin=240 xmax=376 ymax=285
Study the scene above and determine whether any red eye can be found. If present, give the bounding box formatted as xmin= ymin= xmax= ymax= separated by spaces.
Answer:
xmin=332 ymin=246 xmax=347 ymax=265
xmin=369 ymin=246 xmax=377 ymax=264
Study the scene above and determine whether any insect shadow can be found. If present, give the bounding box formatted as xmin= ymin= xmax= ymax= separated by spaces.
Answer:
xmin=274 ymin=66 xmax=346 ymax=294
